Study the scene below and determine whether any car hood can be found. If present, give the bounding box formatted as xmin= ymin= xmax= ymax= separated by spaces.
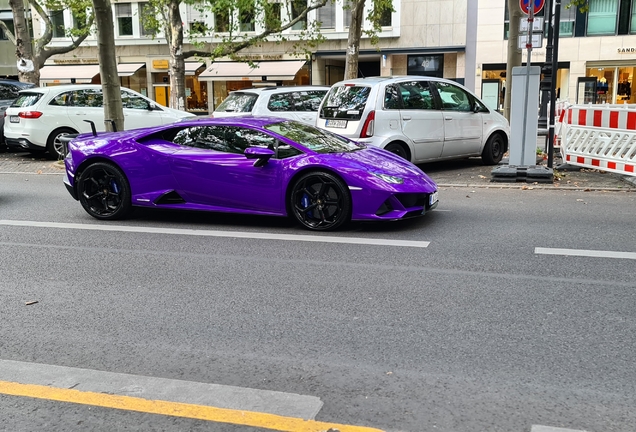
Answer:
xmin=315 ymin=147 xmax=436 ymax=183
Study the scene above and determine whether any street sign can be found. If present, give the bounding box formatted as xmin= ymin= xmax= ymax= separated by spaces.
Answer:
xmin=518 ymin=33 xmax=544 ymax=49
xmin=519 ymin=16 xmax=544 ymax=32
xmin=520 ymin=0 xmax=545 ymax=14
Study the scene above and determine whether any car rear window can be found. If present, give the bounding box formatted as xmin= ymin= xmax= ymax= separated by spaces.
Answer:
xmin=215 ymin=93 xmax=258 ymax=113
xmin=319 ymin=86 xmax=371 ymax=120
xmin=11 ymin=92 xmax=43 ymax=108
xmin=267 ymin=90 xmax=327 ymax=112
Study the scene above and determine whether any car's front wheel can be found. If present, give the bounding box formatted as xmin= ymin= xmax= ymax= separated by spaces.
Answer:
xmin=290 ymin=171 xmax=351 ymax=231
xmin=77 ymin=162 xmax=132 ymax=220
xmin=384 ymin=142 xmax=410 ymax=161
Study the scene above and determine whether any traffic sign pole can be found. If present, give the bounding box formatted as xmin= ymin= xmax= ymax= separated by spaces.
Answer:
xmin=522 ymin=2 xmax=535 ymax=163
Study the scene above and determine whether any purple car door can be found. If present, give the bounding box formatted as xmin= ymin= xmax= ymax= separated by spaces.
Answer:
xmin=169 ymin=125 xmax=284 ymax=213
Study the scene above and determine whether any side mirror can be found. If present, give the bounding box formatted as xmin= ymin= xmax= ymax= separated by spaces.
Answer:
xmin=148 ymin=102 xmax=158 ymax=111
xmin=244 ymin=147 xmax=275 ymax=167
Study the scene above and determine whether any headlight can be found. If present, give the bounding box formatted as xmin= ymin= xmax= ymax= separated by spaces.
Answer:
xmin=373 ymin=173 xmax=404 ymax=184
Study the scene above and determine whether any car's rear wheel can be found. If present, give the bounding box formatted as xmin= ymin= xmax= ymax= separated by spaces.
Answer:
xmin=481 ymin=133 xmax=505 ymax=165
xmin=290 ymin=171 xmax=351 ymax=231
xmin=47 ymin=128 xmax=76 ymax=160
xmin=78 ymin=162 xmax=132 ymax=220
xmin=384 ymin=142 xmax=410 ymax=161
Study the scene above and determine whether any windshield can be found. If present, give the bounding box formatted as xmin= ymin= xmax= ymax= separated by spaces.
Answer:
xmin=319 ymin=85 xmax=371 ymax=120
xmin=215 ymin=93 xmax=258 ymax=113
xmin=11 ymin=92 xmax=43 ymax=108
xmin=265 ymin=121 xmax=364 ymax=154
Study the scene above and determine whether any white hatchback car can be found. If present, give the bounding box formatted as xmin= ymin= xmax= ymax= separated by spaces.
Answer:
xmin=4 ymin=84 xmax=195 ymax=158
xmin=316 ymin=76 xmax=510 ymax=165
xmin=213 ymin=86 xmax=329 ymax=125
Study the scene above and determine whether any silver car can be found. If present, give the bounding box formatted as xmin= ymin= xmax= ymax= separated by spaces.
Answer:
xmin=317 ymin=76 xmax=510 ymax=165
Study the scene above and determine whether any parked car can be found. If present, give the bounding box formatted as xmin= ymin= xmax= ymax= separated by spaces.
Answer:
xmin=0 ymin=79 xmax=37 ymax=149
xmin=4 ymin=84 xmax=195 ymax=159
xmin=63 ymin=116 xmax=438 ymax=231
xmin=212 ymin=86 xmax=329 ymax=125
xmin=316 ymin=76 xmax=510 ymax=165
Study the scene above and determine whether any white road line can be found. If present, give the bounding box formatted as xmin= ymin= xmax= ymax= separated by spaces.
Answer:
xmin=0 ymin=220 xmax=430 ymax=248
xmin=0 ymin=359 xmax=323 ymax=419
xmin=531 ymin=425 xmax=588 ymax=432
xmin=535 ymin=247 xmax=636 ymax=260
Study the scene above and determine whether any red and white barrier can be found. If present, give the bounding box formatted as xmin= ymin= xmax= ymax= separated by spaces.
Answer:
xmin=559 ymin=104 xmax=636 ymax=177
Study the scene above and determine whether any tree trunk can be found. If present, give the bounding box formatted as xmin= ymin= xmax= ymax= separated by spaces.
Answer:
xmin=92 ymin=0 xmax=124 ymax=132
xmin=166 ymin=0 xmax=186 ymax=111
xmin=504 ymin=0 xmax=523 ymax=121
xmin=344 ymin=0 xmax=365 ymax=80
xmin=9 ymin=0 xmax=39 ymax=84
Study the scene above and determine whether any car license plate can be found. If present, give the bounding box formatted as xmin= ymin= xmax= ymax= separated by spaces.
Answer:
xmin=9 ymin=116 xmax=19 ymax=123
xmin=429 ymin=191 xmax=439 ymax=205
xmin=326 ymin=119 xmax=347 ymax=128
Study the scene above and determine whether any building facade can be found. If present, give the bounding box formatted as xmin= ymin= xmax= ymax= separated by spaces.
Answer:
xmin=476 ymin=0 xmax=636 ymax=111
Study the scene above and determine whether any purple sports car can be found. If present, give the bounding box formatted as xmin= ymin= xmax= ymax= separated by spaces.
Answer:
xmin=63 ymin=116 xmax=438 ymax=231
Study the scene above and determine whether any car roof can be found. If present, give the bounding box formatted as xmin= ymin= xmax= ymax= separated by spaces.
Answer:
xmin=228 ymin=85 xmax=330 ymax=95
xmin=331 ymin=76 xmax=450 ymax=86
xmin=0 ymin=79 xmax=36 ymax=88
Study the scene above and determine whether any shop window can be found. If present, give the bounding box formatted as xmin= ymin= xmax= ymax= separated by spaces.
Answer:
xmin=317 ymin=1 xmax=335 ymax=29
xmin=116 ymin=3 xmax=133 ymax=36
xmin=240 ymin=1 xmax=255 ymax=32
xmin=587 ymin=0 xmax=618 ymax=35
xmin=50 ymin=10 xmax=65 ymax=38
xmin=290 ymin=0 xmax=307 ymax=30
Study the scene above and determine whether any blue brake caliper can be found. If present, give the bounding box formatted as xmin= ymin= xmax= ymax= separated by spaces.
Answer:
xmin=301 ymin=193 xmax=311 ymax=216
xmin=110 ymin=179 xmax=120 ymax=195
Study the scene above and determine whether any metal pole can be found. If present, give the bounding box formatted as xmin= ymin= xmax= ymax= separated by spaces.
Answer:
xmin=538 ymin=0 xmax=553 ymax=130
xmin=547 ymin=0 xmax=560 ymax=168
xmin=522 ymin=3 xmax=534 ymax=165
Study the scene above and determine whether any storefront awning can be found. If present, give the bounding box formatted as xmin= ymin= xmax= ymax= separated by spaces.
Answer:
xmin=198 ymin=60 xmax=306 ymax=81
xmin=40 ymin=64 xmax=101 ymax=83
xmin=185 ymin=62 xmax=206 ymax=76
xmin=117 ymin=63 xmax=145 ymax=77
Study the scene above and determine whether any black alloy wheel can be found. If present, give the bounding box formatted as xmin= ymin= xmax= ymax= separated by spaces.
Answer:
xmin=481 ymin=133 xmax=505 ymax=165
xmin=77 ymin=162 xmax=132 ymax=220
xmin=290 ymin=171 xmax=351 ymax=231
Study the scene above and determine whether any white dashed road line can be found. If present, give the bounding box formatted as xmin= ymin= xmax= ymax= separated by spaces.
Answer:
xmin=0 ymin=220 xmax=430 ymax=248
xmin=535 ymin=247 xmax=636 ymax=260
xmin=531 ymin=425 xmax=589 ymax=432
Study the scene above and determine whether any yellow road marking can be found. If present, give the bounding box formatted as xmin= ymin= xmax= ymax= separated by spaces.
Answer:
xmin=0 ymin=380 xmax=384 ymax=432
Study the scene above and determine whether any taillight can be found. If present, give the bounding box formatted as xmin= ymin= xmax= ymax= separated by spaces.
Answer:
xmin=360 ymin=110 xmax=375 ymax=138
xmin=18 ymin=111 xmax=43 ymax=119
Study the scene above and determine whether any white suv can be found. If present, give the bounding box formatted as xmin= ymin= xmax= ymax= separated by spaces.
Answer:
xmin=213 ymin=86 xmax=329 ymax=125
xmin=317 ymin=76 xmax=510 ymax=165
xmin=4 ymin=84 xmax=195 ymax=158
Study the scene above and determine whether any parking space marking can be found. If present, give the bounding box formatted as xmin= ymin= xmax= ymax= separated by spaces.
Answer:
xmin=531 ymin=425 xmax=588 ymax=432
xmin=0 ymin=360 xmax=383 ymax=432
xmin=0 ymin=220 xmax=430 ymax=248
xmin=535 ymin=247 xmax=636 ymax=260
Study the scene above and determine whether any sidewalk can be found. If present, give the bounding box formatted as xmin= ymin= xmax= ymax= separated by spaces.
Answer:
xmin=2 ymin=149 xmax=635 ymax=191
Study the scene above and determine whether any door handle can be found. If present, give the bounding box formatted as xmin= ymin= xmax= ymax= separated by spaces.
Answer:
xmin=402 ymin=115 xmax=412 ymax=121
xmin=445 ymin=116 xmax=453 ymax=120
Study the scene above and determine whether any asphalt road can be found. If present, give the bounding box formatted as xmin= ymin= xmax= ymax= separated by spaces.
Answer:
xmin=0 ymin=170 xmax=635 ymax=432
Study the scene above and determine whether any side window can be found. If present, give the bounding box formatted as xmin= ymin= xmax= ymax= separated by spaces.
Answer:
xmin=172 ymin=126 xmax=229 ymax=151
xmin=224 ymin=126 xmax=277 ymax=154
xmin=268 ymin=93 xmax=293 ymax=112
xmin=398 ymin=81 xmax=435 ymax=110
xmin=121 ymin=90 xmax=150 ymax=110
xmin=49 ymin=91 xmax=72 ymax=106
xmin=71 ymin=89 xmax=103 ymax=108
xmin=267 ymin=90 xmax=327 ymax=112
xmin=384 ymin=85 xmax=401 ymax=110
xmin=434 ymin=82 xmax=472 ymax=112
